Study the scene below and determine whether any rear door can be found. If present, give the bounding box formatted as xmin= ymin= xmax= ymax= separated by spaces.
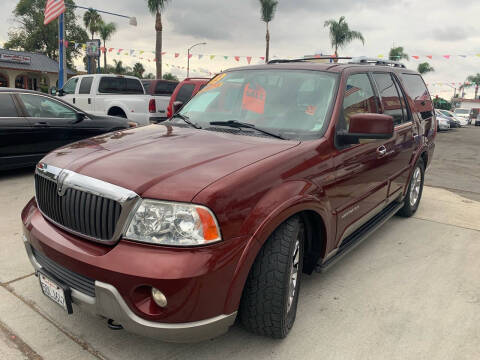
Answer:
xmin=371 ymin=72 xmax=415 ymax=198
xmin=75 ymin=76 xmax=94 ymax=112
xmin=0 ymin=93 xmax=35 ymax=168
xmin=17 ymin=93 xmax=78 ymax=153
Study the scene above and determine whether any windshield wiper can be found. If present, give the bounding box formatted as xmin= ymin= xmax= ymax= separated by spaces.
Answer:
xmin=209 ymin=120 xmax=285 ymax=140
xmin=171 ymin=114 xmax=202 ymax=129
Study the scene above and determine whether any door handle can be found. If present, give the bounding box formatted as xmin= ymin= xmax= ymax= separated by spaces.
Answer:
xmin=33 ymin=122 xmax=49 ymax=127
xmin=376 ymin=145 xmax=387 ymax=157
xmin=88 ymin=98 xmax=91 ymax=105
xmin=73 ymin=98 xmax=75 ymax=104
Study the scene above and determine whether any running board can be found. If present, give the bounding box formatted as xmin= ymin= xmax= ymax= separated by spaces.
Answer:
xmin=316 ymin=201 xmax=404 ymax=273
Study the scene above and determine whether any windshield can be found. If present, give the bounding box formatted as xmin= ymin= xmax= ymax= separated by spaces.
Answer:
xmin=177 ymin=70 xmax=338 ymax=140
xmin=454 ymin=109 xmax=469 ymax=115
xmin=439 ymin=110 xmax=453 ymax=117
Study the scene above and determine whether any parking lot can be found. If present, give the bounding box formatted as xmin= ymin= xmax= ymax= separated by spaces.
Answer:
xmin=0 ymin=126 xmax=479 ymax=360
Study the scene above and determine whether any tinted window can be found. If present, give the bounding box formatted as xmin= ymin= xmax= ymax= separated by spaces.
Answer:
xmin=78 ymin=77 xmax=93 ymax=94
xmin=400 ymin=73 xmax=432 ymax=120
xmin=98 ymin=77 xmax=144 ymax=94
xmin=341 ymin=73 xmax=378 ymax=131
xmin=0 ymin=94 xmax=18 ymax=117
xmin=373 ymin=73 xmax=404 ymax=126
xmin=176 ymin=84 xmax=196 ymax=103
xmin=142 ymin=81 xmax=152 ymax=93
xmin=19 ymin=94 xmax=76 ymax=119
xmin=62 ymin=77 xmax=78 ymax=95
xmin=155 ymin=81 xmax=178 ymax=95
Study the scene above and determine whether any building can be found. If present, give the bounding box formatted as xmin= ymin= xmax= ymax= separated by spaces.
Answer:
xmin=451 ymin=98 xmax=480 ymax=110
xmin=0 ymin=48 xmax=75 ymax=91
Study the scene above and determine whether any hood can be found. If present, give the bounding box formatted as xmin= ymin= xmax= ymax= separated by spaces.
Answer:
xmin=42 ymin=124 xmax=299 ymax=202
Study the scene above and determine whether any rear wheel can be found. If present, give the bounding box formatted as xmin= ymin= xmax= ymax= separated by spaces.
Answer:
xmin=240 ymin=216 xmax=304 ymax=338
xmin=398 ymin=159 xmax=425 ymax=217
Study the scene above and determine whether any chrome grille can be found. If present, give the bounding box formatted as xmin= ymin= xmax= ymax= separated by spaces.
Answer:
xmin=34 ymin=164 xmax=139 ymax=245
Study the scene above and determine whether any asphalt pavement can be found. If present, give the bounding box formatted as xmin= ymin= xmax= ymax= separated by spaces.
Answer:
xmin=0 ymin=126 xmax=479 ymax=360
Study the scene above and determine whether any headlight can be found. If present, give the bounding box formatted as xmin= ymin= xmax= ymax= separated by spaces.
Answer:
xmin=125 ymin=199 xmax=221 ymax=246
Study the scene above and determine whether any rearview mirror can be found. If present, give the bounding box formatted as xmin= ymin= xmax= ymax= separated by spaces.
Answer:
xmin=337 ymin=113 xmax=394 ymax=145
xmin=173 ymin=101 xmax=184 ymax=114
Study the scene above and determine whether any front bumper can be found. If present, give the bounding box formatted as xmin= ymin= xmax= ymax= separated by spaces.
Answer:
xmin=23 ymin=237 xmax=236 ymax=343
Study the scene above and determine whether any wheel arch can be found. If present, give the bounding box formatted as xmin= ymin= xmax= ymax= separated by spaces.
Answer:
xmin=223 ymin=199 xmax=330 ymax=315
xmin=107 ymin=105 xmax=128 ymax=118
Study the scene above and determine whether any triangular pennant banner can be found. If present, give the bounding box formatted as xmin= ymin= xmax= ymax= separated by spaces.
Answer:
xmin=234 ymin=56 xmax=240 ymax=62
xmin=246 ymin=56 xmax=252 ymax=64
xmin=426 ymin=55 xmax=432 ymax=59
xmin=175 ymin=53 xmax=180 ymax=58
xmin=210 ymin=55 xmax=215 ymax=60
xmin=412 ymin=56 xmax=419 ymax=60
xmin=108 ymin=48 xmax=114 ymax=52
xmin=260 ymin=56 xmax=265 ymax=61
xmin=224 ymin=56 xmax=229 ymax=60
xmin=198 ymin=54 xmax=203 ymax=60
xmin=443 ymin=55 xmax=451 ymax=59
xmin=188 ymin=54 xmax=193 ymax=59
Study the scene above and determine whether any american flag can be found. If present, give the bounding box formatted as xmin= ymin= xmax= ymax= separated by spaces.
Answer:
xmin=44 ymin=0 xmax=66 ymax=25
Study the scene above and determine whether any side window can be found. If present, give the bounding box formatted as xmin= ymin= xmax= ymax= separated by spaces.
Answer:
xmin=155 ymin=82 xmax=178 ymax=95
xmin=125 ymin=79 xmax=144 ymax=94
xmin=393 ymin=76 xmax=410 ymax=123
xmin=78 ymin=77 xmax=93 ymax=95
xmin=98 ymin=77 xmax=123 ymax=94
xmin=372 ymin=73 xmax=404 ymax=126
xmin=19 ymin=94 xmax=76 ymax=119
xmin=0 ymin=94 xmax=18 ymax=117
xmin=62 ymin=77 xmax=78 ymax=94
xmin=400 ymin=73 xmax=433 ymax=120
xmin=176 ymin=84 xmax=196 ymax=103
xmin=341 ymin=73 xmax=378 ymax=131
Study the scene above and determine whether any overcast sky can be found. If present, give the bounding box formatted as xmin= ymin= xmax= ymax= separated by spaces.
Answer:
xmin=1 ymin=0 xmax=480 ymax=98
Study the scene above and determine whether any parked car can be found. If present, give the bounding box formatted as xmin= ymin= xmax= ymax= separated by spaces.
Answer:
xmin=166 ymin=78 xmax=210 ymax=118
xmin=476 ymin=114 xmax=480 ymax=126
xmin=55 ymin=74 xmax=151 ymax=126
xmin=0 ymin=89 xmax=133 ymax=171
xmin=469 ymin=108 xmax=480 ymax=125
xmin=437 ymin=109 xmax=465 ymax=127
xmin=22 ymin=58 xmax=435 ymax=342
xmin=453 ymin=108 xmax=470 ymax=124
xmin=435 ymin=111 xmax=451 ymax=131
xmin=142 ymin=79 xmax=178 ymax=123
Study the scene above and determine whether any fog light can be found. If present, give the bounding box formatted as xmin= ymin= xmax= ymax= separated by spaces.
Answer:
xmin=151 ymin=288 xmax=167 ymax=308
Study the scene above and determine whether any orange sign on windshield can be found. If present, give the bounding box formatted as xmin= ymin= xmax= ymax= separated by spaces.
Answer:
xmin=242 ymin=83 xmax=266 ymax=114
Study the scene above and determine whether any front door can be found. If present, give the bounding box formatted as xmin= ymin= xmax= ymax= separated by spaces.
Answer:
xmin=60 ymin=77 xmax=79 ymax=105
xmin=326 ymin=72 xmax=393 ymax=248
xmin=16 ymin=93 xmax=78 ymax=154
xmin=76 ymin=76 xmax=94 ymax=113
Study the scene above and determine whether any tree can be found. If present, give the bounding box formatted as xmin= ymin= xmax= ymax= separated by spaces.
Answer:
xmin=466 ymin=73 xmax=480 ymax=99
xmin=324 ymin=16 xmax=364 ymax=57
xmin=4 ymin=0 xmax=88 ymax=69
xmin=433 ymin=97 xmax=451 ymax=110
xmin=132 ymin=63 xmax=146 ymax=78
xmin=417 ymin=62 xmax=434 ymax=75
xmin=389 ymin=46 xmax=409 ymax=61
xmin=83 ymin=9 xmax=102 ymax=39
xmin=113 ymin=60 xmax=128 ymax=75
xmin=146 ymin=0 xmax=170 ymax=79
xmin=98 ymin=21 xmax=117 ymax=70
xmin=163 ymin=73 xmax=179 ymax=81
xmin=144 ymin=73 xmax=155 ymax=79
xmin=259 ymin=0 xmax=278 ymax=63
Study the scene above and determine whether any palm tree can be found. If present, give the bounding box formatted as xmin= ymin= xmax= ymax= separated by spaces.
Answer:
xmin=324 ymin=16 xmax=364 ymax=57
xmin=389 ymin=46 xmax=409 ymax=61
xmin=113 ymin=60 xmax=127 ymax=75
xmin=98 ymin=21 xmax=117 ymax=71
xmin=83 ymin=9 xmax=102 ymax=40
xmin=132 ymin=63 xmax=146 ymax=78
xmin=417 ymin=62 xmax=434 ymax=75
xmin=259 ymin=0 xmax=278 ymax=63
xmin=163 ymin=73 xmax=179 ymax=81
xmin=466 ymin=73 xmax=480 ymax=99
xmin=146 ymin=0 xmax=170 ymax=79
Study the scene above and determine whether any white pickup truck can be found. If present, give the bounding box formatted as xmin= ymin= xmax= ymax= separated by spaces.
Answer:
xmin=56 ymin=74 xmax=151 ymax=126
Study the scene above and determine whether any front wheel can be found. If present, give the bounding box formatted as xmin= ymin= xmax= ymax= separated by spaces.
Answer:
xmin=398 ymin=159 xmax=425 ymax=217
xmin=240 ymin=216 xmax=304 ymax=338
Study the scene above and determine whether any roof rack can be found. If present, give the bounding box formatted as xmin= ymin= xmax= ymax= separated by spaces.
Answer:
xmin=267 ymin=56 xmax=406 ymax=68
xmin=267 ymin=56 xmax=352 ymax=64
xmin=349 ymin=56 xmax=406 ymax=68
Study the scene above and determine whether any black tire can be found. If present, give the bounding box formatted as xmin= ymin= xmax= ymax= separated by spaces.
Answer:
xmin=398 ymin=159 xmax=425 ymax=217
xmin=240 ymin=216 xmax=304 ymax=338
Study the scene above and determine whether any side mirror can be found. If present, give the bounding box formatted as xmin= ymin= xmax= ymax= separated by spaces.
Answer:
xmin=57 ymin=88 xmax=65 ymax=97
xmin=173 ymin=101 xmax=184 ymax=114
xmin=72 ymin=112 xmax=86 ymax=124
xmin=337 ymin=113 xmax=394 ymax=145
xmin=50 ymin=87 xmax=57 ymax=96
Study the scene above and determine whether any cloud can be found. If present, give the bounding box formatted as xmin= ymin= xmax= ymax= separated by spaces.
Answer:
xmin=432 ymin=26 xmax=473 ymax=42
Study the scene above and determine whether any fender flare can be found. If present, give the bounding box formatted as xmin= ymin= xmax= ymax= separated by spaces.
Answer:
xmin=222 ymin=180 xmax=331 ymax=314
xmin=106 ymin=101 xmax=130 ymax=118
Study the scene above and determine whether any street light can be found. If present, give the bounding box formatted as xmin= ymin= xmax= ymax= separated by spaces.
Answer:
xmin=69 ymin=5 xmax=138 ymax=27
xmin=187 ymin=42 xmax=207 ymax=78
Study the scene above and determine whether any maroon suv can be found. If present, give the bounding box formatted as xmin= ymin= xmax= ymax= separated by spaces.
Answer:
xmin=22 ymin=57 xmax=435 ymax=342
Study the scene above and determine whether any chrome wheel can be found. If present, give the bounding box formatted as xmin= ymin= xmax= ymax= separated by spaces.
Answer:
xmin=409 ymin=167 xmax=422 ymax=207
xmin=287 ymin=238 xmax=300 ymax=313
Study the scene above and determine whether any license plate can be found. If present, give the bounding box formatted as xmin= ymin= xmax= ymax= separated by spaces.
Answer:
xmin=38 ymin=271 xmax=73 ymax=314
